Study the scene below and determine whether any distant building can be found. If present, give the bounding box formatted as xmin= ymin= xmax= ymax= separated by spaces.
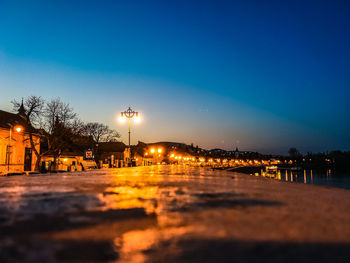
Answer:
xmin=98 ymin=141 xmax=128 ymax=167
xmin=131 ymin=141 xmax=152 ymax=166
xmin=234 ymin=147 xmax=240 ymax=159
xmin=0 ymin=108 xmax=40 ymax=175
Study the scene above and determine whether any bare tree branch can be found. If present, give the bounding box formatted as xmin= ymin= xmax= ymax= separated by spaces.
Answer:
xmin=83 ymin=122 xmax=120 ymax=143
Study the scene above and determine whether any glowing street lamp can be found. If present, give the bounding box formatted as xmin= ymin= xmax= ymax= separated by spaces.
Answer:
xmin=120 ymin=107 xmax=140 ymax=147
xmin=120 ymin=107 xmax=140 ymax=165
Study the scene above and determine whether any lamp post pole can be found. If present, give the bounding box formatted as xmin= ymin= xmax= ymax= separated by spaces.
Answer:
xmin=7 ymin=124 xmax=23 ymax=173
xmin=121 ymin=107 xmax=139 ymax=166
xmin=128 ymin=116 xmax=131 ymax=149
xmin=7 ymin=126 xmax=12 ymax=173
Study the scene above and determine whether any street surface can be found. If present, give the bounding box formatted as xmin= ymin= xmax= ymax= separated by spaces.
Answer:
xmin=0 ymin=165 xmax=350 ymax=262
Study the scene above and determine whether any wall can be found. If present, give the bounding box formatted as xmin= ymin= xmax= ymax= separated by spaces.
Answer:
xmin=0 ymin=128 xmax=40 ymax=175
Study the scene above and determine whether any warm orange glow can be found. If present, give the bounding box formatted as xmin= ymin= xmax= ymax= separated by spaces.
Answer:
xmin=150 ymin=148 xmax=155 ymax=153
xmin=101 ymin=185 xmax=159 ymax=213
xmin=119 ymin=115 xmax=126 ymax=123
xmin=14 ymin=125 xmax=23 ymax=132
xmin=157 ymin=148 xmax=162 ymax=153
xmin=170 ymin=154 xmax=175 ymax=158
xmin=134 ymin=115 xmax=141 ymax=123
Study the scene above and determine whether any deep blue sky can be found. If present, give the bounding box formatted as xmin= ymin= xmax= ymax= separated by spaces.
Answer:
xmin=1 ymin=0 xmax=349 ymax=154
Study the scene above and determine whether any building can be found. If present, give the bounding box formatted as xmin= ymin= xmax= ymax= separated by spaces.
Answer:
xmin=0 ymin=108 xmax=40 ymax=175
xmin=98 ymin=141 xmax=128 ymax=167
xmin=131 ymin=142 xmax=153 ymax=166
xmin=41 ymin=151 xmax=97 ymax=172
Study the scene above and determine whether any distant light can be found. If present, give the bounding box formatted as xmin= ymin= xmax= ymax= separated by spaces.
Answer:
xmin=150 ymin=148 xmax=155 ymax=153
xmin=63 ymin=158 xmax=68 ymax=162
xmin=134 ymin=115 xmax=141 ymax=123
xmin=158 ymin=148 xmax=162 ymax=153
xmin=13 ymin=125 xmax=23 ymax=133
xmin=119 ymin=115 xmax=126 ymax=123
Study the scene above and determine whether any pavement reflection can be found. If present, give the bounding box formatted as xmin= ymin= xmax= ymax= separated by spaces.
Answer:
xmin=0 ymin=166 xmax=350 ymax=262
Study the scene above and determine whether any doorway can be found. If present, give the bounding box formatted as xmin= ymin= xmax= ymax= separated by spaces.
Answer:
xmin=24 ymin=147 xmax=32 ymax=171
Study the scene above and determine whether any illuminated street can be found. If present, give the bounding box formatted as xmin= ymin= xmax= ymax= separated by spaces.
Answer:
xmin=1 ymin=166 xmax=350 ymax=262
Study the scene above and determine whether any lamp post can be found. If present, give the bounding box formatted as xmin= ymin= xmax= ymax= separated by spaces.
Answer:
xmin=7 ymin=124 xmax=24 ymax=173
xmin=120 ymin=107 xmax=140 ymax=165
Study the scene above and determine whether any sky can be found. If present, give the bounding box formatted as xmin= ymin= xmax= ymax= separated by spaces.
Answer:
xmin=0 ymin=0 xmax=349 ymax=154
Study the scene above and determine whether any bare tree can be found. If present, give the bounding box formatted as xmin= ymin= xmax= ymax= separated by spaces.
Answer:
xmin=13 ymin=96 xmax=121 ymax=171
xmin=70 ymin=118 xmax=86 ymax=135
xmin=83 ymin=122 xmax=120 ymax=143
xmin=12 ymin=96 xmax=78 ymax=171
xmin=12 ymin=96 xmax=45 ymax=170
xmin=44 ymin=98 xmax=77 ymax=133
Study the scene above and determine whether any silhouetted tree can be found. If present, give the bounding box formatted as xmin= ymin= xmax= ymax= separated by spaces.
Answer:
xmin=12 ymin=96 xmax=79 ymax=170
xmin=83 ymin=122 xmax=120 ymax=143
xmin=82 ymin=122 xmax=120 ymax=162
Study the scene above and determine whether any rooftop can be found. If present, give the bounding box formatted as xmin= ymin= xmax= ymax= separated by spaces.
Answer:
xmin=0 ymin=109 xmax=25 ymax=130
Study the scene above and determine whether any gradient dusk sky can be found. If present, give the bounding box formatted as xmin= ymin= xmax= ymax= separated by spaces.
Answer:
xmin=0 ymin=0 xmax=349 ymax=154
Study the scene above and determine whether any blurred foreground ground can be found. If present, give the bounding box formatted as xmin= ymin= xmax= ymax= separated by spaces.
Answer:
xmin=0 ymin=165 xmax=350 ymax=262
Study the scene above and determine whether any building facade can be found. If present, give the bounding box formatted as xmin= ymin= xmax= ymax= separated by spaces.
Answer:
xmin=0 ymin=109 xmax=40 ymax=175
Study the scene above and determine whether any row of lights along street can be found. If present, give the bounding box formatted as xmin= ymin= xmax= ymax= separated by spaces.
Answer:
xmin=118 ymin=107 xmax=287 ymax=167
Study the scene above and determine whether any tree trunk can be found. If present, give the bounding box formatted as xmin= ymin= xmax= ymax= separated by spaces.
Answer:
xmin=52 ymin=153 xmax=60 ymax=171
xmin=35 ymin=155 xmax=41 ymax=172
xmin=29 ymin=132 xmax=41 ymax=172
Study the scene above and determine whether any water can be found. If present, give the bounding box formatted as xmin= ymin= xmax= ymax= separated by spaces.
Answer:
xmin=257 ymin=169 xmax=350 ymax=190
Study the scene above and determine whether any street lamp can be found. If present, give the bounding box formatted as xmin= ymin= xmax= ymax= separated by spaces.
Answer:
xmin=7 ymin=124 xmax=24 ymax=173
xmin=120 ymin=107 xmax=140 ymax=165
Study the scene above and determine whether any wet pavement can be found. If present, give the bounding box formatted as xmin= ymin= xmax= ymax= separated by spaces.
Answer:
xmin=0 ymin=165 xmax=350 ymax=262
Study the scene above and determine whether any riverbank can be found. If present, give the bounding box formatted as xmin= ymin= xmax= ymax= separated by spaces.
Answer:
xmin=228 ymin=165 xmax=350 ymax=190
